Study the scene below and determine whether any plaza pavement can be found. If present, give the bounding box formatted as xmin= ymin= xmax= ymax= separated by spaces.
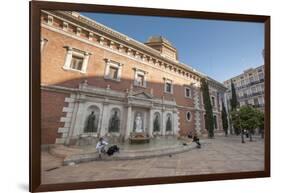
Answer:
xmin=41 ymin=135 xmax=264 ymax=184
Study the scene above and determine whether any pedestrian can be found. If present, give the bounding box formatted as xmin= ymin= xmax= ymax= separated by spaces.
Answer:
xmin=193 ymin=133 xmax=201 ymax=148
xmin=96 ymin=137 xmax=108 ymax=159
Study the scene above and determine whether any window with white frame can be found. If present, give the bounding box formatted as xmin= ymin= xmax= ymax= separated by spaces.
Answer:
xmin=258 ymin=96 xmax=264 ymax=105
xmin=241 ymin=79 xmax=245 ymax=86
xmin=70 ymin=55 xmax=83 ymax=71
xmin=238 ymin=92 xmax=243 ymax=98
xmin=251 ymin=86 xmax=257 ymax=93
xmin=164 ymin=78 xmax=173 ymax=94
xmin=249 ymin=75 xmax=254 ymax=82
xmin=186 ymin=111 xmax=192 ymax=121
xmin=185 ymin=87 xmax=192 ymax=98
xmin=63 ymin=46 xmax=91 ymax=73
xmin=133 ymin=68 xmax=147 ymax=87
xmin=104 ymin=59 xmax=123 ymax=81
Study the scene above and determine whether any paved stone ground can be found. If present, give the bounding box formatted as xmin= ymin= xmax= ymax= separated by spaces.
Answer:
xmin=41 ymin=136 xmax=264 ymax=184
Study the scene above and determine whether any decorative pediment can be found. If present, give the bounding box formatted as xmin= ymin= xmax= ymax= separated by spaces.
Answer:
xmin=132 ymin=91 xmax=153 ymax=99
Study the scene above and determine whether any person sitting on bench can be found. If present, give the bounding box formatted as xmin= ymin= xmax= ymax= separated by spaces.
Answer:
xmin=187 ymin=132 xmax=201 ymax=148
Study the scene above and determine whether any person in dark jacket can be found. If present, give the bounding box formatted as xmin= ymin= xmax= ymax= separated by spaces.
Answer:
xmin=187 ymin=132 xmax=201 ymax=148
xmin=193 ymin=133 xmax=201 ymax=148
xmin=106 ymin=145 xmax=120 ymax=156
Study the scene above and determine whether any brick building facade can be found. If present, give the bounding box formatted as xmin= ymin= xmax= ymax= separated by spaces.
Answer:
xmin=40 ymin=10 xmax=227 ymax=145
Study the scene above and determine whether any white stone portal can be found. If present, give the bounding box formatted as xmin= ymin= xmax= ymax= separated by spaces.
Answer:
xmin=57 ymin=84 xmax=180 ymax=145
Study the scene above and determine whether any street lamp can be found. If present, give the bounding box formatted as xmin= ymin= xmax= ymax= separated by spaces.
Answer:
xmin=237 ymin=108 xmax=245 ymax=143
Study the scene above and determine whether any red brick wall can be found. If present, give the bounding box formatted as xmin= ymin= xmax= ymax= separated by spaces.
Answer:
xmin=41 ymin=90 xmax=69 ymax=144
xmin=40 ymin=12 xmax=224 ymax=142
xmin=178 ymin=109 xmax=195 ymax=136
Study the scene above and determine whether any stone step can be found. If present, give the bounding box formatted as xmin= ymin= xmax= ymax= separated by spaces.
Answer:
xmin=63 ymin=142 xmax=201 ymax=165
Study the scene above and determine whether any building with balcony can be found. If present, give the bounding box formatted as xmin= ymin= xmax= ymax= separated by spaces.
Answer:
xmin=223 ymin=65 xmax=265 ymax=111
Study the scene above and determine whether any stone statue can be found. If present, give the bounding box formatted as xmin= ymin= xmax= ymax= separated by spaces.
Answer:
xmin=108 ymin=111 xmax=120 ymax=132
xmin=153 ymin=114 xmax=160 ymax=132
xmin=166 ymin=115 xmax=172 ymax=131
xmin=85 ymin=111 xmax=97 ymax=132
xmin=134 ymin=113 xmax=143 ymax=133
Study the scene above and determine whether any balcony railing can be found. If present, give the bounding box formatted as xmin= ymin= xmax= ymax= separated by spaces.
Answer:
xmin=235 ymin=78 xmax=264 ymax=90
xmin=238 ymin=91 xmax=264 ymax=99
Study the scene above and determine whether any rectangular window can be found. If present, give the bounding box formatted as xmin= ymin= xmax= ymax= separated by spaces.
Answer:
xmin=70 ymin=55 xmax=83 ymax=71
xmin=109 ymin=66 xmax=118 ymax=80
xmin=259 ymin=72 xmax=264 ymax=80
xmin=254 ymin=98 xmax=259 ymax=106
xmin=251 ymin=86 xmax=257 ymax=93
xmin=211 ymin=96 xmax=216 ymax=107
xmin=166 ymin=82 xmax=172 ymax=93
xmin=213 ymin=115 xmax=217 ymax=129
xmin=249 ymin=76 xmax=254 ymax=82
xmin=63 ymin=46 xmax=90 ymax=73
xmin=136 ymin=74 xmax=144 ymax=86
xmin=104 ymin=59 xmax=122 ymax=81
xmin=185 ymin=87 xmax=191 ymax=98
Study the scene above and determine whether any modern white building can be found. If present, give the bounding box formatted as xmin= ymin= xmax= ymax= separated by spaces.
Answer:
xmin=223 ymin=65 xmax=265 ymax=112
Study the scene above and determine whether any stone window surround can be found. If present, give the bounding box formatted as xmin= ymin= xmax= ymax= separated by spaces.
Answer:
xmin=62 ymin=46 xmax=91 ymax=73
xmin=104 ymin=58 xmax=123 ymax=82
xmin=186 ymin=111 xmax=192 ymax=122
xmin=163 ymin=77 xmax=173 ymax=94
xmin=133 ymin=68 xmax=148 ymax=88
xmin=184 ymin=86 xmax=192 ymax=98
xmin=40 ymin=37 xmax=48 ymax=52
xmin=211 ymin=95 xmax=216 ymax=108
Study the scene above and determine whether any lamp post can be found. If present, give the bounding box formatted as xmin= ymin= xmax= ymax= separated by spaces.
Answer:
xmin=237 ymin=108 xmax=245 ymax=143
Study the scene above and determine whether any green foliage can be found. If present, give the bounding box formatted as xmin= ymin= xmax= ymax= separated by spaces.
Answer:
xmin=230 ymin=80 xmax=238 ymax=111
xmin=221 ymin=101 xmax=228 ymax=136
xmin=201 ymin=78 xmax=214 ymax=138
xmin=231 ymin=106 xmax=264 ymax=134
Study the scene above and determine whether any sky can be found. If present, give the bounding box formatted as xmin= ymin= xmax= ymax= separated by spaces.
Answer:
xmin=81 ymin=12 xmax=264 ymax=82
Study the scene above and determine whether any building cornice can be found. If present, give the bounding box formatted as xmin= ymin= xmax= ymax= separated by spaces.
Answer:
xmin=41 ymin=10 xmax=226 ymax=91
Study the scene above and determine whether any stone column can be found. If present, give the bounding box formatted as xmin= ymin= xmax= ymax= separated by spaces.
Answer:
xmin=125 ymin=104 xmax=132 ymax=139
xmin=148 ymin=108 xmax=153 ymax=137
xmin=99 ymin=100 xmax=109 ymax=137
xmin=161 ymin=108 xmax=165 ymax=135
xmin=172 ymin=109 xmax=178 ymax=136
xmin=65 ymin=94 xmax=80 ymax=145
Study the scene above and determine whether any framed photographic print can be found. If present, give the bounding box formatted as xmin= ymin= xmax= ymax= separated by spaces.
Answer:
xmin=30 ymin=1 xmax=270 ymax=192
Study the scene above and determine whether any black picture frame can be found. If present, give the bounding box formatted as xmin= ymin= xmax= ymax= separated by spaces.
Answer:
xmin=30 ymin=1 xmax=270 ymax=192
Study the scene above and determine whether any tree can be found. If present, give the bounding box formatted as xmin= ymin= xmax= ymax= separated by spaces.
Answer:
xmin=221 ymin=101 xmax=228 ymax=136
xmin=230 ymin=80 xmax=238 ymax=110
xmin=231 ymin=106 xmax=263 ymax=142
xmin=201 ymin=78 xmax=214 ymax=138
xmin=230 ymin=80 xmax=239 ymax=135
